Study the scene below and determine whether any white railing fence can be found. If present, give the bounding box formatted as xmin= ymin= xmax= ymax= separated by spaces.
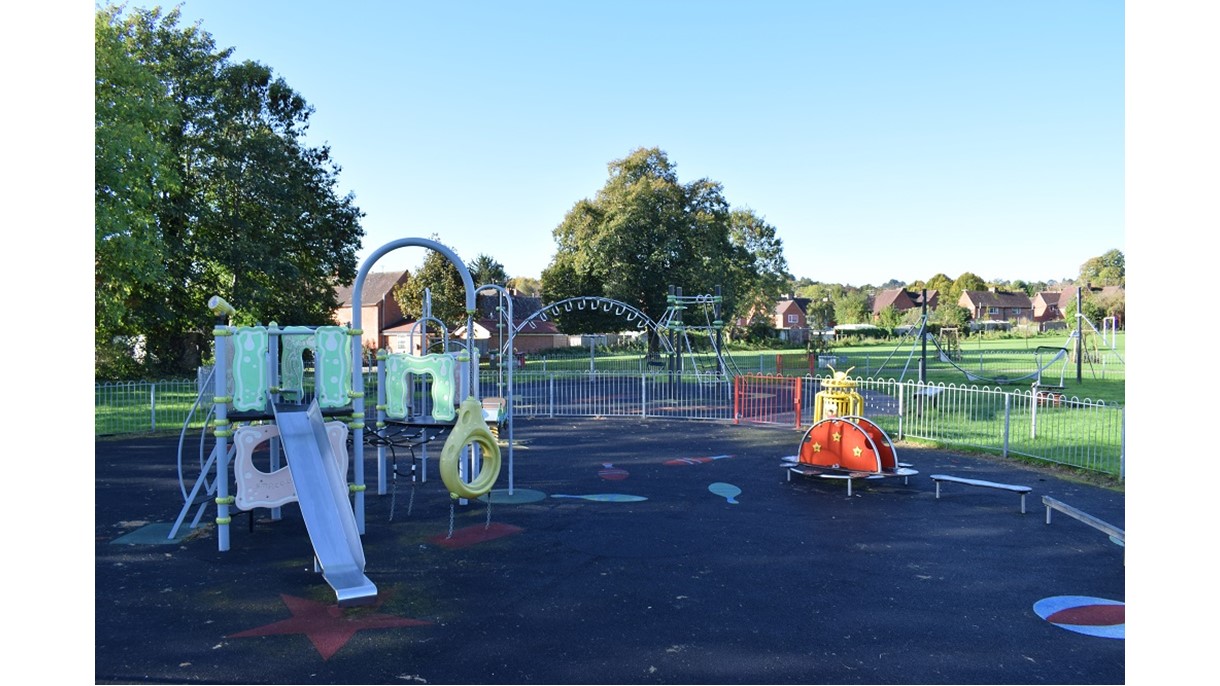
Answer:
xmin=96 ymin=369 xmax=1124 ymax=478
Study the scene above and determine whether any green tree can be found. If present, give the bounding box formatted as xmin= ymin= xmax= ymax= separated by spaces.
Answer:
xmin=393 ymin=240 xmax=469 ymax=330
xmin=506 ymin=276 xmax=542 ymax=297
xmin=877 ymin=305 xmax=902 ymax=330
xmin=1079 ymin=249 xmax=1125 ymax=287
xmin=541 ymin=148 xmax=760 ymax=348
xmin=727 ymin=208 xmax=790 ymax=321
xmin=469 ymin=254 xmax=508 ymax=288
xmin=925 ymin=273 xmax=953 ymax=297
xmin=833 ymin=290 xmax=871 ymax=325
xmin=1063 ymin=292 xmax=1107 ymax=328
xmin=934 ymin=303 xmax=972 ymax=330
xmin=95 ymin=6 xmax=363 ymax=377
xmin=95 ymin=9 xmax=178 ymax=376
xmin=947 ymin=272 xmax=987 ymax=307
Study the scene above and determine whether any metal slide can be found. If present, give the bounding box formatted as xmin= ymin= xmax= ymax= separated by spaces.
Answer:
xmin=272 ymin=400 xmax=377 ymax=607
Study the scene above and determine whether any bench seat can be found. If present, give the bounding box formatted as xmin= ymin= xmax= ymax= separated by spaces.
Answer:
xmin=929 ymin=473 xmax=1032 ymax=513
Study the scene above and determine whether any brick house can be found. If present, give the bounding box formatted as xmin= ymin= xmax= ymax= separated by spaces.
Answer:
xmin=333 ymin=270 xmax=410 ymax=351
xmin=1031 ymin=291 xmax=1063 ymax=326
xmin=957 ymin=288 xmax=1034 ymax=324
xmin=453 ymin=292 xmax=568 ymax=356
xmin=773 ymin=294 xmax=811 ymax=343
xmin=871 ymin=288 xmax=939 ymax=320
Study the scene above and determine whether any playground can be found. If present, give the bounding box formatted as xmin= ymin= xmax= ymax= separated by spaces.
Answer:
xmin=96 ymin=415 xmax=1124 ymax=684
xmin=94 ymin=238 xmax=1125 ymax=683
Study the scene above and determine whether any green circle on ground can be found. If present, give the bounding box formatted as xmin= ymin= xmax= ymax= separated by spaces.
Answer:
xmin=479 ymin=488 xmax=547 ymax=504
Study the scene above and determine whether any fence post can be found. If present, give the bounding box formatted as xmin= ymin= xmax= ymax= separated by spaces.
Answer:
xmin=150 ymin=382 xmax=157 ymax=433
xmin=792 ymin=376 xmax=802 ymax=429
xmin=1120 ymin=405 xmax=1125 ymax=482
xmin=732 ymin=375 xmax=740 ymax=424
xmin=897 ymin=381 xmax=905 ymax=440
xmin=1002 ymin=392 xmax=1011 ymax=458
xmin=548 ymin=374 xmax=555 ymax=418
xmin=641 ymin=371 xmax=647 ymax=418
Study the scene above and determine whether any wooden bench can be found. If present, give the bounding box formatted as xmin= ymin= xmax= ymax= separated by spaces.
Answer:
xmin=929 ymin=474 xmax=1032 ymax=513
xmin=1042 ymin=496 xmax=1125 ymax=545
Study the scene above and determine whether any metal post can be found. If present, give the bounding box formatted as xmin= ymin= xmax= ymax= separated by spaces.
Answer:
xmin=1002 ymin=393 xmax=1011 ymax=458
xmin=919 ymin=289 xmax=927 ymax=384
xmin=1076 ymin=286 xmax=1084 ymax=383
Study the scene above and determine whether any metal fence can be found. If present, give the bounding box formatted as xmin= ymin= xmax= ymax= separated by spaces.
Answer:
xmin=524 ymin=348 xmax=1126 ymax=382
xmin=95 ymin=369 xmax=1124 ymax=478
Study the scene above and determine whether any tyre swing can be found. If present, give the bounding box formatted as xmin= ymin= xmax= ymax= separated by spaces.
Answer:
xmin=439 ymin=396 xmax=502 ymax=500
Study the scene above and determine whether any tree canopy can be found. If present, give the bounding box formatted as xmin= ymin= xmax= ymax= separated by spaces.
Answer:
xmin=95 ymin=6 xmax=364 ymax=378
xmin=540 ymin=147 xmax=787 ymax=345
xmin=391 ymin=240 xmax=469 ymax=331
xmin=469 ymin=254 xmax=509 ymax=288
xmin=1079 ymin=249 xmax=1125 ymax=287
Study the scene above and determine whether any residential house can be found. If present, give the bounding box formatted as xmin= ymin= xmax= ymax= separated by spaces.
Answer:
xmin=773 ymin=293 xmax=811 ymax=344
xmin=333 ymin=270 xmax=411 ymax=351
xmin=453 ymin=292 xmax=568 ymax=356
xmin=1031 ymin=291 xmax=1064 ymax=328
xmin=871 ymin=288 xmax=939 ymax=321
xmin=1056 ymin=285 xmax=1125 ymax=329
xmin=957 ymin=288 xmax=1034 ymax=324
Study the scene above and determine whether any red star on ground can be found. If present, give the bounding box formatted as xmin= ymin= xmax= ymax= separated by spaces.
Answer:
xmin=228 ymin=594 xmax=432 ymax=660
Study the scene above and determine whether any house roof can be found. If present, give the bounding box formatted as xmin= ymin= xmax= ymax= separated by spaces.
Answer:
xmin=1031 ymin=291 xmax=1062 ymax=308
xmin=959 ymin=290 xmax=1033 ymax=309
xmin=871 ymin=289 xmax=916 ymax=315
xmin=1057 ymin=285 xmax=1124 ymax=309
xmin=774 ymin=297 xmax=810 ymax=316
xmin=871 ymin=288 xmax=939 ymax=315
xmin=475 ymin=292 xmax=545 ymax=320
xmin=335 ymin=270 xmax=408 ymax=307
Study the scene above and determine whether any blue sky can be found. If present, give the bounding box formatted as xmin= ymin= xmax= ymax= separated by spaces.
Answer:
xmin=161 ymin=0 xmax=1124 ymax=287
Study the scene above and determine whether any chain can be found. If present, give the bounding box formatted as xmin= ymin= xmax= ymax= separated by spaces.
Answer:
xmin=484 ymin=490 xmax=492 ymax=530
xmin=446 ymin=500 xmax=455 ymax=540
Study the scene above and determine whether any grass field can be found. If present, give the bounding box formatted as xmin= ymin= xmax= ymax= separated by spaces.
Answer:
xmin=517 ymin=331 xmax=1125 ymax=405
xmin=97 ymin=332 xmax=1126 ymax=479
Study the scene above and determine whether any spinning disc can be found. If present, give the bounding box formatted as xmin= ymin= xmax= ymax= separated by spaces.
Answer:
xmin=798 ymin=418 xmax=882 ymax=473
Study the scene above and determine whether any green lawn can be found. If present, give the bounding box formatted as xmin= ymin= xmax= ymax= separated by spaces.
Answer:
xmin=512 ymin=332 xmax=1125 ymax=406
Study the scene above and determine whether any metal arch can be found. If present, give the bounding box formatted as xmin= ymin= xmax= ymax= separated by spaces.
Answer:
xmin=511 ymin=296 xmax=674 ymax=354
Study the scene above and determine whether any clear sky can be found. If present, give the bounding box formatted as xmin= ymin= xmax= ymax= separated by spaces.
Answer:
xmin=161 ymin=0 xmax=1124 ymax=287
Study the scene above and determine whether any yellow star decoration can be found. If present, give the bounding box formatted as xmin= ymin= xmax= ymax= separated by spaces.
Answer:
xmin=853 ymin=446 xmax=863 ymax=457
xmin=832 ymin=432 xmax=842 ymax=442
xmin=811 ymin=442 xmax=822 ymax=453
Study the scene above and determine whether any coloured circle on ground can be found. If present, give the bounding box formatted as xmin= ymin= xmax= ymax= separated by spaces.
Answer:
xmin=479 ymin=488 xmax=548 ymax=504
xmin=1033 ymin=596 xmax=1124 ymax=639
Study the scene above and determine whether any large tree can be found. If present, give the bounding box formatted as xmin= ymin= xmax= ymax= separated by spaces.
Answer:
xmin=541 ymin=147 xmax=780 ymax=347
xmin=95 ymin=6 xmax=364 ymax=378
xmin=392 ymin=241 xmax=469 ymax=330
xmin=727 ymin=208 xmax=790 ymax=328
xmin=1079 ymin=249 xmax=1125 ymax=287
xmin=947 ymin=272 xmax=987 ymax=306
xmin=95 ymin=10 xmax=178 ymax=377
xmin=468 ymin=254 xmax=509 ymax=288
